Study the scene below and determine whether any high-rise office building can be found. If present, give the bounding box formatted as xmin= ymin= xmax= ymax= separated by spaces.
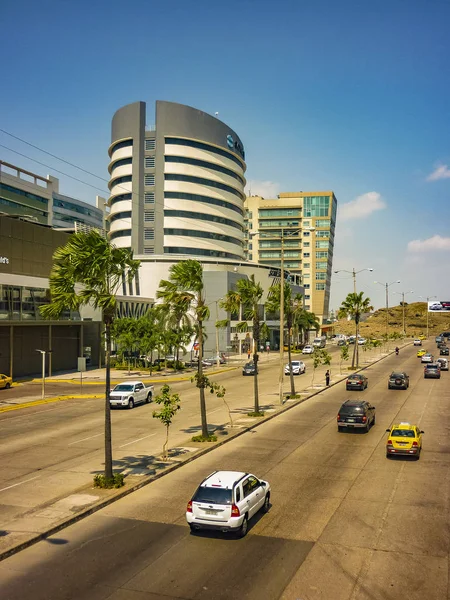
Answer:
xmin=108 ymin=101 xmax=247 ymax=259
xmin=244 ymin=191 xmax=337 ymax=323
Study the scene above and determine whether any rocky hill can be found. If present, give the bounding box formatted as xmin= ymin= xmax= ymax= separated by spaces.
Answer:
xmin=333 ymin=302 xmax=450 ymax=339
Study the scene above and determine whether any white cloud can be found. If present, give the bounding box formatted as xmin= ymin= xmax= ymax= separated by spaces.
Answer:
xmin=245 ymin=180 xmax=280 ymax=199
xmin=338 ymin=192 xmax=386 ymax=222
xmin=426 ymin=164 xmax=450 ymax=181
xmin=407 ymin=235 xmax=450 ymax=252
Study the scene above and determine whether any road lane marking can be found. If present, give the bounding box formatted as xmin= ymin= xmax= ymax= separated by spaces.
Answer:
xmin=0 ymin=475 xmax=40 ymax=493
xmin=207 ymin=407 xmax=223 ymax=415
xmin=0 ymin=394 xmax=104 ymax=414
xmin=68 ymin=433 xmax=103 ymax=446
xmin=119 ymin=433 xmax=157 ymax=448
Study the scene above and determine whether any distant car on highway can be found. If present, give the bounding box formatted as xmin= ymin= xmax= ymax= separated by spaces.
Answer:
xmin=346 ymin=373 xmax=368 ymax=391
xmin=302 ymin=345 xmax=314 ymax=354
xmin=337 ymin=400 xmax=375 ymax=432
xmin=386 ymin=422 xmax=424 ymax=459
xmin=440 ymin=347 xmax=449 ymax=356
xmin=413 ymin=339 xmax=422 ymax=346
xmin=388 ymin=372 xmax=409 ymax=390
xmin=242 ymin=362 xmax=257 ymax=376
xmin=421 ymin=353 xmax=433 ymax=363
xmin=435 ymin=335 xmax=443 ymax=344
xmin=186 ymin=470 xmax=271 ymax=537
xmin=418 ymin=334 xmax=426 ymax=341
xmin=0 ymin=373 xmax=12 ymax=390
xmin=417 ymin=349 xmax=426 ymax=357
xmin=424 ymin=363 xmax=441 ymax=379
xmin=284 ymin=360 xmax=306 ymax=375
xmin=430 ymin=303 xmax=444 ymax=311
xmin=109 ymin=381 xmax=153 ymax=409
xmin=357 ymin=338 xmax=367 ymax=345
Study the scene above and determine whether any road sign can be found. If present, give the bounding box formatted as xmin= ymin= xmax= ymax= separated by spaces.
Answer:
xmin=78 ymin=357 xmax=87 ymax=372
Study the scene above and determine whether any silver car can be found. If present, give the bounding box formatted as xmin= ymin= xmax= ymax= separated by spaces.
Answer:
xmin=285 ymin=360 xmax=306 ymax=375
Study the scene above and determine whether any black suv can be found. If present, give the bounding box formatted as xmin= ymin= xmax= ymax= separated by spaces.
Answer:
xmin=242 ymin=362 xmax=258 ymax=376
xmin=440 ymin=346 xmax=449 ymax=356
xmin=337 ymin=400 xmax=376 ymax=433
xmin=388 ymin=372 xmax=409 ymax=390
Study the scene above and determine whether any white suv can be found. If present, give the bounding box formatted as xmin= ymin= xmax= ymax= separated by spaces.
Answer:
xmin=302 ymin=345 xmax=314 ymax=354
xmin=186 ymin=470 xmax=271 ymax=537
xmin=285 ymin=360 xmax=306 ymax=375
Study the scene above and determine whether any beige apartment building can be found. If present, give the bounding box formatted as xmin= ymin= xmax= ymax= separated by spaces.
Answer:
xmin=244 ymin=191 xmax=337 ymax=323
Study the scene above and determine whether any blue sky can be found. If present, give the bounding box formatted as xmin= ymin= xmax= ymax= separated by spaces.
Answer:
xmin=1 ymin=0 xmax=449 ymax=311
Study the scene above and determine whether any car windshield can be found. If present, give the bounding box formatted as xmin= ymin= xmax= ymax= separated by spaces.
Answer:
xmin=193 ymin=487 xmax=233 ymax=505
xmin=340 ymin=405 xmax=363 ymax=414
xmin=391 ymin=373 xmax=404 ymax=379
xmin=392 ymin=429 xmax=415 ymax=437
xmin=113 ymin=384 xmax=134 ymax=392
xmin=245 ymin=362 xmax=254 ymax=368
xmin=348 ymin=375 xmax=362 ymax=380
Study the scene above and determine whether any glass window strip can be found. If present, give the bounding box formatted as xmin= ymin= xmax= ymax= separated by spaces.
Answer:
xmin=109 ymin=211 xmax=132 ymax=223
xmin=165 ymin=156 xmax=245 ymax=185
xmin=164 ymin=228 xmax=243 ymax=247
xmin=164 ymin=209 xmax=243 ymax=231
xmin=164 ymin=192 xmax=243 ymax=216
xmin=164 ymin=174 xmax=244 ymax=200
xmin=0 ymin=182 xmax=48 ymax=205
xmin=110 ymin=139 xmax=133 ymax=154
xmin=165 ymin=137 xmax=244 ymax=168
xmin=164 ymin=247 xmax=243 ymax=261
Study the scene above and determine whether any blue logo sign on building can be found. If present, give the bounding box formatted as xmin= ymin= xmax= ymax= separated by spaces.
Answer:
xmin=227 ymin=135 xmax=234 ymax=149
xmin=226 ymin=134 xmax=245 ymax=159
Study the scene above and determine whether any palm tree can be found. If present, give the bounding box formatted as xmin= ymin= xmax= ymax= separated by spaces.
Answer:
xmin=220 ymin=275 xmax=264 ymax=413
xmin=40 ymin=230 xmax=140 ymax=480
xmin=337 ymin=292 xmax=374 ymax=368
xmin=156 ymin=260 xmax=211 ymax=437
xmin=266 ymin=283 xmax=303 ymax=397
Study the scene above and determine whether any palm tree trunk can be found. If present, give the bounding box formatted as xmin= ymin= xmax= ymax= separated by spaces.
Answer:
xmin=352 ymin=325 xmax=358 ymax=368
xmin=197 ymin=320 xmax=209 ymax=437
xmin=287 ymin=332 xmax=295 ymax=396
xmin=104 ymin=320 xmax=113 ymax=480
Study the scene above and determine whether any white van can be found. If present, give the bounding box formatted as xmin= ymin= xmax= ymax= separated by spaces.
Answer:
xmin=313 ymin=337 xmax=326 ymax=348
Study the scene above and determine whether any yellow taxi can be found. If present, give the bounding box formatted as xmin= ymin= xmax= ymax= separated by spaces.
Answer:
xmin=418 ymin=334 xmax=426 ymax=341
xmin=386 ymin=422 xmax=424 ymax=459
xmin=417 ymin=349 xmax=426 ymax=357
xmin=0 ymin=373 xmax=12 ymax=389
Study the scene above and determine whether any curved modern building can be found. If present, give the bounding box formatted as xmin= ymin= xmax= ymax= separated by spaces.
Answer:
xmin=108 ymin=101 xmax=247 ymax=260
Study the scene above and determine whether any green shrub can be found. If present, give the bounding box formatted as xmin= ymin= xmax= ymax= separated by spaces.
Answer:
xmin=191 ymin=434 xmax=217 ymax=443
xmin=247 ymin=411 xmax=265 ymax=417
xmin=93 ymin=473 xmax=125 ymax=489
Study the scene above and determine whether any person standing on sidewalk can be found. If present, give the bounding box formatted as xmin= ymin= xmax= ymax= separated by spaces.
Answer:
xmin=325 ymin=370 xmax=330 ymax=386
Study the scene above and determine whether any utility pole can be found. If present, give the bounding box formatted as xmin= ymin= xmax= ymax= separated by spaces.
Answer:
xmin=419 ymin=295 xmax=437 ymax=339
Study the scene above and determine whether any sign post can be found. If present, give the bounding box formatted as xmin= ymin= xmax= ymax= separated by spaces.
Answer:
xmin=78 ymin=357 xmax=87 ymax=394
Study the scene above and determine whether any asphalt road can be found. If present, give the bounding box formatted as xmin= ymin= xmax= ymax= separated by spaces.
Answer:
xmin=0 ymin=343 xmax=448 ymax=599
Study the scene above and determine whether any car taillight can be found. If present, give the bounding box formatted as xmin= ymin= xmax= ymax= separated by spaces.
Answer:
xmin=187 ymin=500 xmax=193 ymax=513
xmin=412 ymin=441 xmax=419 ymax=446
xmin=387 ymin=439 xmax=393 ymax=445
xmin=337 ymin=414 xmax=341 ymax=420
xmin=231 ymin=504 xmax=240 ymax=517
xmin=362 ymin=416 xmax=367 ymax=422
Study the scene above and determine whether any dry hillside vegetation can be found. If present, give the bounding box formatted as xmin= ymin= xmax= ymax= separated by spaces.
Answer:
xmin=333 ymin=302 xmax=450 ymax=339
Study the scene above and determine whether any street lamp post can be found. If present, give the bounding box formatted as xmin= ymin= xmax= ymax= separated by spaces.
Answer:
xmin=374 ymin=280 xmax=401 ymax=340
xmin=393 ymin=290 xmax=414 ymax=335
xmin=36 ymin=349 xmax=46 ymax=400
xmin=334 ymin=267 xmax=373 ymax=367
xmin=419 ymin=295 xmax=437 ymax=339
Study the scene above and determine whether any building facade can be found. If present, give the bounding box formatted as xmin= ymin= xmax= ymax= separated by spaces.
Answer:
xmin=108 ymin=101 xmax=247 ymax=260
xmin=0 ymin=160 xmax=106 ymax=232
xmin=244 ymin=191 xmax=337 ymax=323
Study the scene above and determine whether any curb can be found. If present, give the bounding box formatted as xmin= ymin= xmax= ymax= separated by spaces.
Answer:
xmin=0 ymin=344 xmax=408 ymax=561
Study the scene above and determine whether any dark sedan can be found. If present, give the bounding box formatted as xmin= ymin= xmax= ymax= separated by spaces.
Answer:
xmin=242 ymin=362 xmax=258 ymax=376
xmin=346 ymin=373 xmax=368 ymax=391
xmin=388 ymin=372 xmax=409 ymax=390
xmin=440 ymin=347 xmax=449 ymax=356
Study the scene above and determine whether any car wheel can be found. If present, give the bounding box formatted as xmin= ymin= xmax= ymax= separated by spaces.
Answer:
xmin=189 ymin=524 xmax=197 ymax=534
xmin=238 ymin=515 xmax=248 ymax=538
xmin=128 ymin=399 xmax=134 ymax=409
xmin=146 ymin=392 xmax=152 ymax=403
xmin=372 ymin=416 xmax=376 ymax=426
xmin=5 ymin=383 xmax=10 ymax=389
xmin=338 ymin=426 xmax=344 ymax=432
xmin=262 ymin=493 xmax=270 ymax=513
xmin=388 ymin=385 xmax=391 ymax=389
xmin=365 ymin=423 xmax=370 ymax=433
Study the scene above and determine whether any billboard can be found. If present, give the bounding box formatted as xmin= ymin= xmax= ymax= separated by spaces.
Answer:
xmin=428 ymin=301 xmax=450 ymax=313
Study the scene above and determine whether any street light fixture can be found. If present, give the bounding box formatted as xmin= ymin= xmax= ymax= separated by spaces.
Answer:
xmin=334 ymin=267 xmax=373 ymax=367
xmin=393 ymin=290 xmax=414 ymax=335
xmin=374 ymin=280 xmax=401 ymax=339
xmin=419 ymin=295 xmax=437 ymax=339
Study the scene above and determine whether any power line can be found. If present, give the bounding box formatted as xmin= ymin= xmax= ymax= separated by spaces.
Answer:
xmin=0 ymin=128 xmax=109 ymax=183
xmin=0 ymin=144 xmax=109 ymax=195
